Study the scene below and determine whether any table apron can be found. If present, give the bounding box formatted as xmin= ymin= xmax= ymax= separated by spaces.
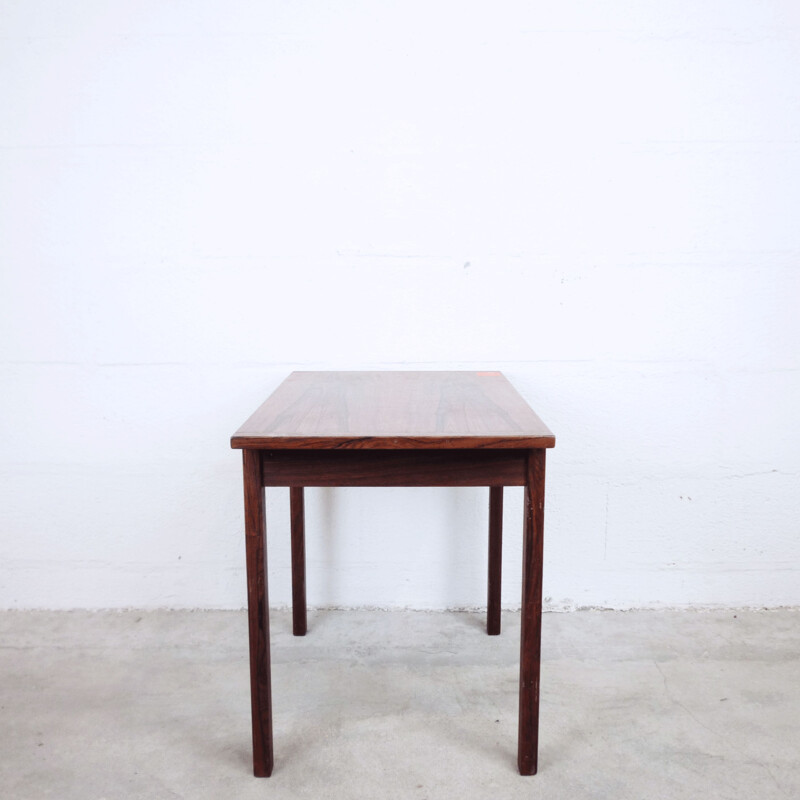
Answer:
xmin=257 ymin=449 xmax=530 ymax=487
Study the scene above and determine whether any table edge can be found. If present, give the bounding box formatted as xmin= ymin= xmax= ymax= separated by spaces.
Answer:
xmin=230 ymin=434 xmax=556 ymax=450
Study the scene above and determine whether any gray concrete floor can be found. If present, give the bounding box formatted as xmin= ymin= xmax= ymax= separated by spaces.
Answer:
xmin=0 ymin=609 xmax=798 ymax=799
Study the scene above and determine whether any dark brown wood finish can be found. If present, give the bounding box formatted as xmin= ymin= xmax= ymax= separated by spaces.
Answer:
xmin=290 ymin=487 xmax=307 ymax=637
xmin=233 ymin=371 xmax=554 ymax=777
xmin=261 ymin=449 xmax=527 ymax=487
xmin=232 ymin=371 xmax=554 ymax=451
xmin=518 ymin=449 xmax=546 ymax=776
xmin=487 ymin=486 xmax=504 ymax=636
xmin=242 ymin=449 xmax=273 ymax=777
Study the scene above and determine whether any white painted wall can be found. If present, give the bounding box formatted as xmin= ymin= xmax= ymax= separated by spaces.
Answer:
xmin=2 ymin=1 xmax=799 ymax=610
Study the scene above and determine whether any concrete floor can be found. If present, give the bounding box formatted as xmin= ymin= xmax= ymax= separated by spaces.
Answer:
xmin=0 ymin=609 xmax=798 ymax=800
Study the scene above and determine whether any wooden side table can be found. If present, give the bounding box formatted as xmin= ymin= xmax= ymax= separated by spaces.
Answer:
xmin=231 ymin=371 xmax=555 ymax=776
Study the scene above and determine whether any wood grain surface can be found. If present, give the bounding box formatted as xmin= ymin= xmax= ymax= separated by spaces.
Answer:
xmin=259 ymin=449 xmax=527 ymax=486
xmin=487 ymin=486 xmax=504 ymax=635
xmin=231 ymin=371 xmax=555 ymax=450
xmin=518 ymin=449 xmax=546 ymax=775
xmin=289 ymin=487 xmax=307 ymax=637
xmin=242 ymin=450 xmax=273 ymax=776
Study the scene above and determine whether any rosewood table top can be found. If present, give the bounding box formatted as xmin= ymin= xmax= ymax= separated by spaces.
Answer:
xmin=231 ymin=370 xmax=555 ymax=451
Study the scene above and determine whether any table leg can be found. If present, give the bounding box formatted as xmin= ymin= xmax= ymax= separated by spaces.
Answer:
xmin=243 ymin=450 xmax=273 ymax=777
xmin=487 ymin=486 xmax=503 ymax=635
xmin=290 ymin=487 xmax=307 ymax=636
xmin=518 ymin=449 xmax=546 ymax=775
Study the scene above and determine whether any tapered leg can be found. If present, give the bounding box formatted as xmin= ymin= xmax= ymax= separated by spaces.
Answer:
xmin=487 ymin=486 xmax=503 ymax=635
xmin=243 ymin=450 xmax=273 ymax=777
xmin=290 ymin=487 xmax=307 ymax=636
xmin=518 ymin=449 xmax=546 ymax=776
